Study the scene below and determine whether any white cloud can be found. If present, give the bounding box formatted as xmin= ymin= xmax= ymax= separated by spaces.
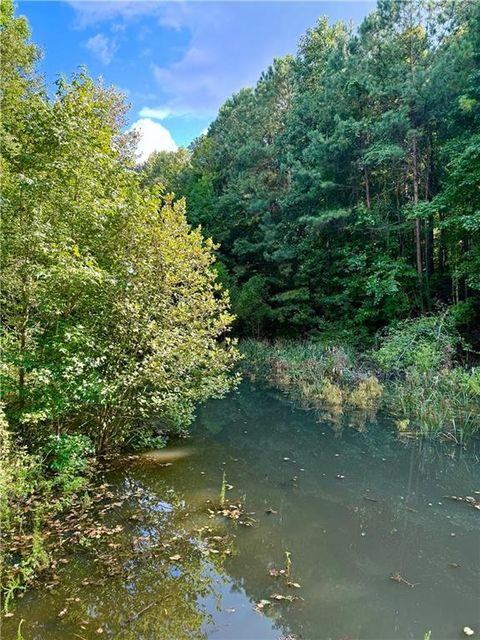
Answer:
xmin=138 ymin=104 xmax=208 ymax=121
xmin=138 ymin=106 xmax=172 ymax=120
xmin=85 ymin=33 xmax=116 ymax=65
xmin=129 ymin=118 xmax=177 ymax=164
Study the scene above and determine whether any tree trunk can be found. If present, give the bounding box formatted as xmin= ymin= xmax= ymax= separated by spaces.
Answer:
xmin=364 ymin=166 xmax=371 ymax=209
xmin=412 ymin=130 xmax=425 ymax=311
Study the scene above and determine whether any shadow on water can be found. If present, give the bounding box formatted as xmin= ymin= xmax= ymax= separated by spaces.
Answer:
xmin=3 ymin=384 xmax=479 ymax=639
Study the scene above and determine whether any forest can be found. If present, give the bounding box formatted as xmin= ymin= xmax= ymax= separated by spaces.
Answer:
xmin=144 ymin=1 xmax=479 ymax=341
xmin=142 ymin=0 xmax=480 ymax=442
xmin=1 ymin=0 xmax=479 ymax=631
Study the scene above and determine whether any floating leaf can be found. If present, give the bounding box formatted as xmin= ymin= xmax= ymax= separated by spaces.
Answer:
xmin=271 ymin=593 xmax=298 ymax=602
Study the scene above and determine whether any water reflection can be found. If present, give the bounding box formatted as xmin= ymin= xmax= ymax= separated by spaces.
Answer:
xmin=3 ymin=384 xmax=479 ymax=640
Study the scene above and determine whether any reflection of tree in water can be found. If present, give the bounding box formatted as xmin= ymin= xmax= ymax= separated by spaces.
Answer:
xmin=5 ymin=475 xmax=232 ymax=640
xmin=6 ymin=386 xmax=479 ymax=640
xmin=189 ymin=386 xmax=480 ymax=640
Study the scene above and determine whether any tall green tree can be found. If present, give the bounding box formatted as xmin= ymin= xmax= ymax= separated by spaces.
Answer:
xmin=1 ymin=0 xmax=239 ymax=451
xmin=166 ymin=0 xmax=479 ymax=342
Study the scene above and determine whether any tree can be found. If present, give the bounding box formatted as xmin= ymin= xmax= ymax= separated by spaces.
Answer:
xmin=167 ymin=0 xmax=479 ymax=342
xmin=1 ymin=2 xmax=239 ymax=450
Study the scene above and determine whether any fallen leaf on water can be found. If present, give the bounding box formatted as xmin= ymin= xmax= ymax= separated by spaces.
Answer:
xmin=169 ymin=554 xmax=181 ymax=562
xmin=287 ymin=582 xmax=301 ymax=588
xmin=271 ymin=593 xmax=298 ymax=602
xmin=265 ymin=508 xmax=278 ymax=515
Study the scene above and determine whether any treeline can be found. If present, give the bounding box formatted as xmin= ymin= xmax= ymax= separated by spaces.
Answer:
xmin=144 ymin=0 xmax=480 ymax=344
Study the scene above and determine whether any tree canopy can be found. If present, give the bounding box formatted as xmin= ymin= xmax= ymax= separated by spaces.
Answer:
xmin=143 ymin=0 xmax=480 ymax=343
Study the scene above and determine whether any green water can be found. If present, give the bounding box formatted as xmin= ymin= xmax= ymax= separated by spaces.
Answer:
xmin=4 ymin=385 xmax=480 ymax=639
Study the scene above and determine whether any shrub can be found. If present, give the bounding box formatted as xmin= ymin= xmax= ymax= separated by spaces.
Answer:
xmin=42 ymin=434 xmax=94 ymax=479
xmin=373 ymin=314 xmax=461 ymax=374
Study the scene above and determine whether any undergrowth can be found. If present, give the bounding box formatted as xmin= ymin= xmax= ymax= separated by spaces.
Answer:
xmin=241 ymin=315 xmax=480 ymax=443
xmin=0 ymin=409 xmax=95 ymax=612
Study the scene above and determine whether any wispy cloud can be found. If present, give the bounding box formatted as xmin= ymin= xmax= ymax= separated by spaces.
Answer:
xmin=138 ymin=104 xmax=211 ymax=121
xmin=138 ymin=106 xmax=172 ymax=120
xmin=65 ymin=0 xmax=373 ymax=144
xmin=128 ymin=117 xmax=177 ymax=163
xmin=85 ymin=33 xmax=116 ymax=65
xmin=69 ymin=1 xmax=163 ymax=28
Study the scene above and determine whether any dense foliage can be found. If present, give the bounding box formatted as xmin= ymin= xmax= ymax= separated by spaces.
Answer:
xmin=144 ymin=0 xmax=480 ymax=343
xmin=0 ymin=0 xmax=239 ymax=454
xmin=0 ymin=0 xmax=239 ymax=602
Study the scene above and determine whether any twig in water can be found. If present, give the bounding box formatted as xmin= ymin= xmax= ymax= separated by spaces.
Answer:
xmin=390 ymin=572 xmax=418 ymax=588
xmin=124 ymin=601 xmax=157 ymax=625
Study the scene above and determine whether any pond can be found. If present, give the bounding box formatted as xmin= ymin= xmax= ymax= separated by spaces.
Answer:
xmin=4 ymin=384 xmax=480 ymax=639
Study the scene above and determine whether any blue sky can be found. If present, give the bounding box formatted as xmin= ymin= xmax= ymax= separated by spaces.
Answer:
xmin=18 ymin=1 xmax=375 ymax=160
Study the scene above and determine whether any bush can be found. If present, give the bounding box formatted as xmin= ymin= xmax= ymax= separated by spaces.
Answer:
xmin=373 ymin=314 xmax=461 ymax=374
xmin=347 ymin=377 xmax=384 ymax=410
xmin=42 ymin=434 xmax=94 ymax=482
xmin=1 ymin=71 xmax=240 ymax=452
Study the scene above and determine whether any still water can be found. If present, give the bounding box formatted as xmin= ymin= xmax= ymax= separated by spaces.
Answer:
xmin=4 ymin=385 xmax=480 ymax=639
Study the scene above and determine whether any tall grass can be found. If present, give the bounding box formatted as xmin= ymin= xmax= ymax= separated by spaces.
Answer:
xmin=391 ymin=369 xmax=480 ymax=444
xmin=241 ymin=340 xmax=383 ymax=414
xmin=241 ymin=339 xmax=480 ymax=443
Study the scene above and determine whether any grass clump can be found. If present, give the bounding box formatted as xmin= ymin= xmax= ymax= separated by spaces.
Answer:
xmin=241 ymin=339 xmax=382 ymax=417
xmin=347 ymin=377 xmax=384 ymax=411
